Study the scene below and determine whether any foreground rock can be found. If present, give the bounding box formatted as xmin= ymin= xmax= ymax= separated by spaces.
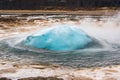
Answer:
xmin=0 ymin=77 xmax=11 ymax=80
xmin=18 ymin=77 xmax=63 ymax=80
xmin=0 ymin=61 xmax=120 ymax=80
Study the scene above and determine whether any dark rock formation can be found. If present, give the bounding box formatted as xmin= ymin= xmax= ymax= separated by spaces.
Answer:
xmin=0 ymin=78 xmax=11 ymax=80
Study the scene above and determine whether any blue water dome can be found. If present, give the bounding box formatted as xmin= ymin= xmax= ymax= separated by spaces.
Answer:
xmin=24 ymin=24 xmax=92 ymax=51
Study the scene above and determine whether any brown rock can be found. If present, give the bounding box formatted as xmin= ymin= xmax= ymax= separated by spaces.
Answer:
xmin=103 ymin=77 xmax=117 ymax=80
xmin=0 ymin=68 xmax=16 ymax=74
xmin=0 ymin=77 xmax=11 ymax=80
xmin=70 ymin=76 xmax=93 ymax=80
xmin=63 ymin=74 xmax=93 ymax=80
xmin=18 ymin=77 xmax=63 ymax=80
xmin=104 ymin=69 xmax=118 ymax=73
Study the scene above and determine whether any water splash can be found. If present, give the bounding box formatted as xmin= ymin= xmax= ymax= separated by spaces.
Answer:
xmin=24 ymin=24 xmax=92 ymax=51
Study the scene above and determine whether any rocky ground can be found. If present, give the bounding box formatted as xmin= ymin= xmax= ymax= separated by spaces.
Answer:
xmin=0 ymin=60 xmax=120 ymax=80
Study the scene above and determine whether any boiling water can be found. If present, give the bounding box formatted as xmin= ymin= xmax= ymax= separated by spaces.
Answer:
xmin=0 ymin=13 xmax=120 ymax=68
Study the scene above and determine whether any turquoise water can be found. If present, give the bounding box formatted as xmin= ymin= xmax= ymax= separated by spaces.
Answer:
xmin=24 ymin=25 xmax=92 ymax=51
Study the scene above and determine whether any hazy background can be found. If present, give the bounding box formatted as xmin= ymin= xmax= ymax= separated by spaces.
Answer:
xmin=0 ymin=0 xmax=120 ymax=10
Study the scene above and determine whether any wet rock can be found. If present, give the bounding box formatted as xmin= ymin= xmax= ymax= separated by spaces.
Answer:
xmin=18 ymin=77 xmax=63 ymax=80
xmin=63 ymin=75 xmax=93 ymax=80
xmin=0 ymin=68 xmax=16 ymax=74
xmin=103 ymin=77 xmax=117 ymax=80
xmin=0 ymin=77 xmax=11 ymax=80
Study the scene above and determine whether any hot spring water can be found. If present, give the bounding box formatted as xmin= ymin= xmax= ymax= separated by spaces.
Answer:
xmin=24 ymin=25 xmax=92 ymax=51
xmin=0 ymin=14 xmax=120 ymax=68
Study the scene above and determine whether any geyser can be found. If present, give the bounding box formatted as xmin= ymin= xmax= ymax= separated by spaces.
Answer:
xmin=24 ymin=25 xmax=92 ymax=51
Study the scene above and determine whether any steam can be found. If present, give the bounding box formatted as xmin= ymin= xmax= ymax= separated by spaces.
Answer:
xmin=50 ymin=12 xmax=120 ymax=49
xmin=78 ymin=14 xmax=120 ymax=48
